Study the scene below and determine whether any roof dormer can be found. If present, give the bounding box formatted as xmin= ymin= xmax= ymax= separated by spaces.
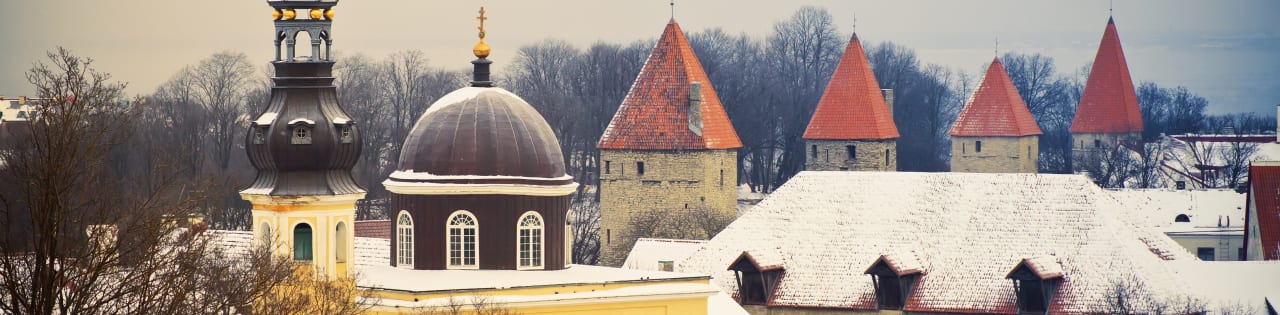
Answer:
xmin=864 ymin=253 xmax=924 ymax=310
xmin=727 ymin=251 xmax=784 ymax=306
xmin=1006 ymin=256 xmax=1064 ymax=314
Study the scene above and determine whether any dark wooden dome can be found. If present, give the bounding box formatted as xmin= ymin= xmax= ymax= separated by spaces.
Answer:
xmin=387 ymin=87 xmax=573 ymax=190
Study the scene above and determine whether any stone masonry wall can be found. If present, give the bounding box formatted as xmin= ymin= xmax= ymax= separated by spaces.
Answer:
xmin=598 ymin=149 xmax=738 ymax=266
xmin=1071 ymin=132 xmax=1141 ymax=172
xmin=950 ymin=136 xmax=1039 ymax=173
xmin=804 ymin=139 xmax=897 ymax=171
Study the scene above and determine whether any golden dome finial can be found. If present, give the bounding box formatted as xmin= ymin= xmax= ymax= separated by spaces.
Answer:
xmin=473 ymin=7 xmax=490 ymax=59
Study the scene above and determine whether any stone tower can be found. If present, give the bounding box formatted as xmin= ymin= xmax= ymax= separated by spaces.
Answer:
xmin=803 ymin=33 xmax=899 ymax=171
xmin=597 ymin=19 xmax=742 ymax=266
xmin=950 ymin=57 xmax=1043 ymax=173
xmin=242 ymin=0 xmax=363 ymax=279
xmin=1070 ymin=17 xmax=1144 ymax=171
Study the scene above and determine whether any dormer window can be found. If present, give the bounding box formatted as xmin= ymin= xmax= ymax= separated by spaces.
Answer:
xmin=339 ymin=125 xmax=353 ymax=143
xmin=252 ymin=125 xmax=267 ymax=144
xmin=292 ymin=126 xmax=311 ymax=144
xmin=1006 ymin=257 xmax=1064 ymax=314
xmin=288 ymin=118 xmax=315 ymax=145
xmin=1175 ymin=214 xmax=1191 ymax=222
xmin=727 ymin=252 xmax=783 ymax=305
xmin=864 ymin=254 xmax=922 ymax=310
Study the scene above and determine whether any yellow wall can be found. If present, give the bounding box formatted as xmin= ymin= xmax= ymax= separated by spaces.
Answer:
xmin=804 ymin=139 xmax=897 ymax=172
xmin=246 ymin=193 xmax=362 ymax=280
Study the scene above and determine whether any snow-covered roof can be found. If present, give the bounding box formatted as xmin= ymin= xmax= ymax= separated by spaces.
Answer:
xmin=1172 ymin=260 xmax=1280 ymax=314
xmin=287 ymin=118 xmax=314 ymax=125
xmin=253 ymin=112 xmax=277 ymax=125
xmin=623 ymin=238 xmax=707 ymax=271
xmin=357 ymin=264 xmax=707 ymax=293
xmin=679 ymin=171 xmax=1194 ymax=314
xmin=1107 ymin=189 xmax=1247 ymax=235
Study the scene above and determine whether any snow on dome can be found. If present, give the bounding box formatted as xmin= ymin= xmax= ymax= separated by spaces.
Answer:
xmin=679 ymin=171 xmax=1195 ymax=313
xmin=287 ymin=118 xmax=315 ymax=125
xmin=390 ymin=85 xmax=572 ymax=190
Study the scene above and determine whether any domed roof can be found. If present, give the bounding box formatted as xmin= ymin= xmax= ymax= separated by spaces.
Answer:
xmin=384 ymin=87 xmax=576 ymax=196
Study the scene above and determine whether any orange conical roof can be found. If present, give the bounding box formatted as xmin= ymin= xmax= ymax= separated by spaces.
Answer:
xmin=803 ymin=33 xmax=899 ymax=140
xmin=950 ymin=57 xmax=1043 ymax=137
xmin=1071 ymin=17 xmax=1143 ymax=134
xmin=597 ymin=19 xmax=741 ymax=150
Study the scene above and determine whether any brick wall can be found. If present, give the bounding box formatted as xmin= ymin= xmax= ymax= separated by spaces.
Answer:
xmin=950 ymin=136 xmax=1039 ymax=173
xmin=598 ymin=149 xmax=738 ymax=266
xmin=804 ymin=139 xmax=897 ymax=171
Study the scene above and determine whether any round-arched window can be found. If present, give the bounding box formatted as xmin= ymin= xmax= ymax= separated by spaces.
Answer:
xmin=517 ymin=212 xmax=544 ymax=269
xmin=447 ymin=211 xmax=478 ymax=269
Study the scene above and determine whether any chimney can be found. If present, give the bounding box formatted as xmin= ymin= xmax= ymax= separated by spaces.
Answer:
xmin=689 ymin=82 xmax=704 ymax=136
xmin=881 ymin=89 xmax=895 ymax=119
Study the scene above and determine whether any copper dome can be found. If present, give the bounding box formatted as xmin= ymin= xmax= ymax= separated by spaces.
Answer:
xmin=384 ymin=87 xmax=576 ymax=195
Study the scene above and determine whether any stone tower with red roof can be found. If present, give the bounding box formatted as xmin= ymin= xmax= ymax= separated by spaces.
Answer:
xmin=803 ymin=33 xmax=899 ymax=171
xmin=596 ymin=19 xmax=742 ymax=266
xmin=950 ymin=57 xmax=1043 ymax=173
xmin=1070 ymin=17 xmax=1144 ymax=170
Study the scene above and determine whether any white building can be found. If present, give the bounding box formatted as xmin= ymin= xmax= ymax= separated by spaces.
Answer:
xmin=1109 ymin=189 xmax=1248 ymax=261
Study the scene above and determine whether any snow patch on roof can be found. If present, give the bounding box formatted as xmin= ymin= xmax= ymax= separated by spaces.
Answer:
xmin=1108 ymin=189 xmax=1246 ymax=234
xmin=333 ymin=117 xmax=349 ymax=124
xmin=357 ymin=264 xmax=706 ymax=293
xmin=623 ymin=238 xmax=707 ymax=271
xmin=253 ymin=112 xmax=277 ymax=125
xmin=287 ymin=118 xmax=315 ymax=125
xmin=424 ymin=87 xmax=524 ymax=116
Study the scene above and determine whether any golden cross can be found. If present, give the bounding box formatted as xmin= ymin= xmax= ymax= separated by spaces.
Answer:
xmin=476 ymin=7 xmax=488 ymax=39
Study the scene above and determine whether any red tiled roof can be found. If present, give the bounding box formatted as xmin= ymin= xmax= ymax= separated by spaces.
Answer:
xmin=597 ymin=19 xmax=741 ymax=150
xmin=803 ymin=33 xmax=899 ymax=140
xmin=354 ymin=220 xmax=390 ymax=239
xmin=1245 ymin=163 xmax=1280 ymax=260
xmin=950 ymin=57 xmax=1043 ymax=137
xmin=1071 ymin=18 xmax=1143 ymax=134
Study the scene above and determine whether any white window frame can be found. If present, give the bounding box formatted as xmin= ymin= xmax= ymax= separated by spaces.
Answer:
xmin=446 ymin=210 xmax=479 ymax=269
xmin=516 ymin=211 xmax=545 ymax=270
xmin=396 ymin=211 xmax=414 ymax=268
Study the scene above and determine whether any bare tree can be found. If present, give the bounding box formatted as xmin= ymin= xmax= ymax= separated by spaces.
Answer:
xmin=1218 ymin=114 xmax=1263 ymax=189
xmin=190 ymin=52 xmax=258 ymax=171
xmin=1001 ymin=52 xmax=1076 ymax=173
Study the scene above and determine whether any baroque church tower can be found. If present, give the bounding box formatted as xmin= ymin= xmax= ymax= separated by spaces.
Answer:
xmin=597 ymin=19 xmax=742 ymax=266
xmin=241 ymin=0 xmax=363 ymax=280
xmin=1070 ymin=16 xmax=1144 ymax=171
xmin=949 ymin=57 xmax=1043 ymax=173
xmin=803 ymin=32 xmax=899 ymax=171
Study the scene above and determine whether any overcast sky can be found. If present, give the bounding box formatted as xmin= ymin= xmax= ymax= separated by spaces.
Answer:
xmin=2 ymin=0 xmax=1277 ymax=115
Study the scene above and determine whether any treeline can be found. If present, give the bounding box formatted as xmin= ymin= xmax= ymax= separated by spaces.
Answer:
xmin=134 ymin=6 xmax=1263 ymax=230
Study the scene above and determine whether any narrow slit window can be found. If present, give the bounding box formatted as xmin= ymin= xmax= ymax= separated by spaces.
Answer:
xmin=846 ymin=145 xmax=856 ymax=160
xmin=637 ymin=162 xmax=646 ymax=176
xmin=975 ymin=141 xmax=983 ymax=153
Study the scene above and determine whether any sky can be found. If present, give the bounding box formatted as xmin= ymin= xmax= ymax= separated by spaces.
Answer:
xmin=1 ymin=0 xmax=1277 ymax=115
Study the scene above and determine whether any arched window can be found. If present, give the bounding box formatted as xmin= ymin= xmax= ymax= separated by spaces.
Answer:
xmin=293 ymin=223 xmax=313 ymax=261
xmin=335 ymin=221 xmax=347 ymax=263
xmin=396 ymin=211 xmax=414 ymax=268
xmin=447 ymin=211 xmax=478 ymax=269
xmin=259 ymin=222 xmax=273 ymax=247
xmin=517 ymin=212 xmax=544 ymax=269
xmin=1175 ymin=214 xmax=1191 ymax=223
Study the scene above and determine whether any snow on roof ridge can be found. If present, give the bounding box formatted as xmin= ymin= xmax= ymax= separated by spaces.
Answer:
xmin=287 ymin=118 xmax=315 ymax=125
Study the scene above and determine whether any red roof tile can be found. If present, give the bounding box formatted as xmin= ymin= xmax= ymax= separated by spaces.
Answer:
xmin=950 ymin=57 xmax=1043 ymax=137
xmin=354 ymin=220 xmax=390 ymax=239
xmin=1071 ymin=18 xmax=1144 ymax=134
xmin=597 ymin=19 xmax=741 ymax=150
xmin=803 ymin=33 xmax=899 ymax=140
xmin=1245 ymin=163 xmax=1280 ymax=260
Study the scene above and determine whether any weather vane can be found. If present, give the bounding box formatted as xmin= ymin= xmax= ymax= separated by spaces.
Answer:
xmin=995 ymin=36 xmax=999 ymax=57
xmin=670 ymin=0 xmax=675 ymax=19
